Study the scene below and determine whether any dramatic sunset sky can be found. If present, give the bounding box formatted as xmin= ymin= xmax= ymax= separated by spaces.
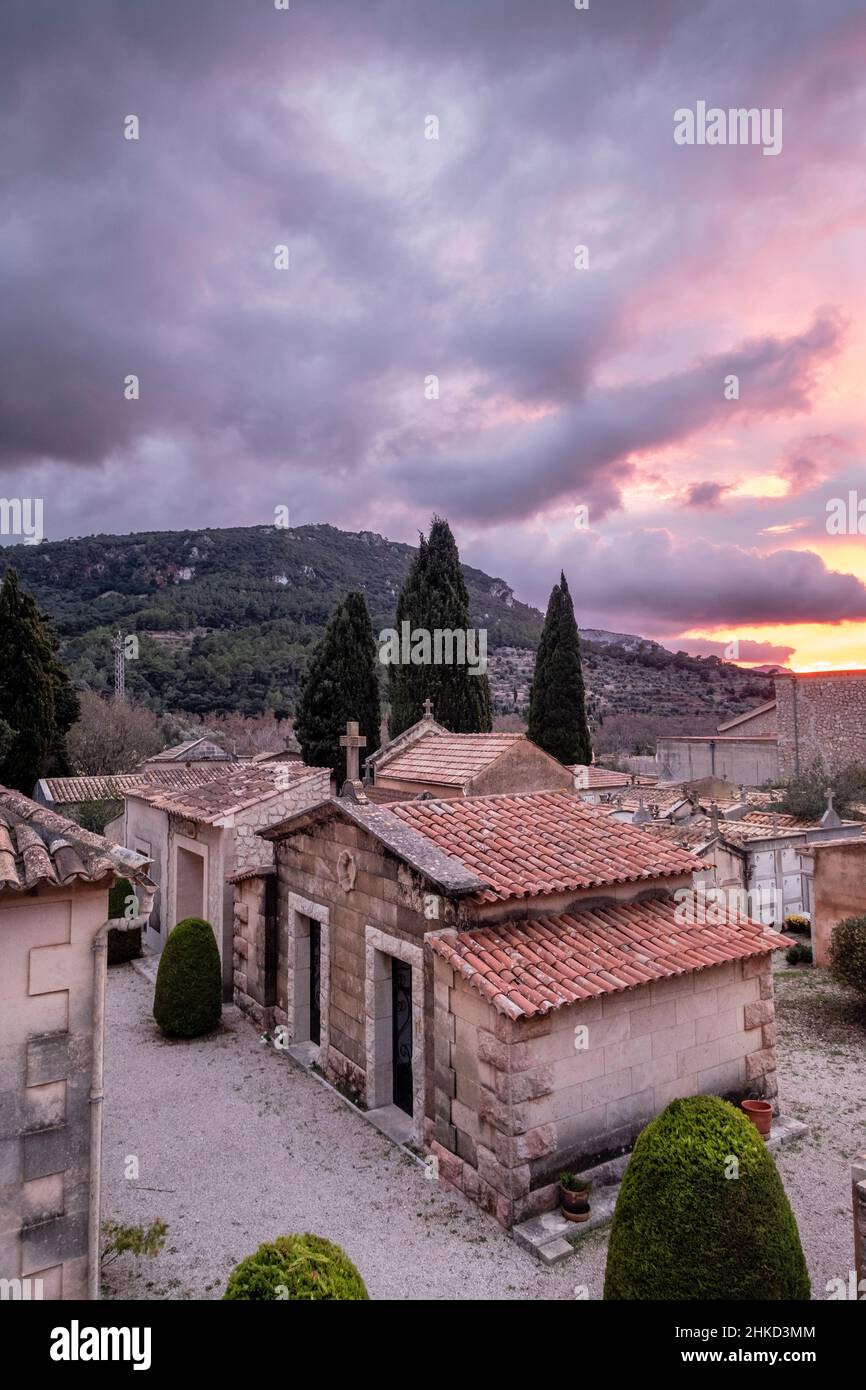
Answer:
xmin=2 ymin=0 xmax=865 ymax=668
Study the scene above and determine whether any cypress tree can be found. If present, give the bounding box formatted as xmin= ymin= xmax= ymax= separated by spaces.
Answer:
xmin=527 ymin=572 xmax=591 ymax=765
xmin=0 ymin=568 xmax=79 ymax=792
xmin=388 ymin=517 xmax=492 ymax=737
xmin=294 ymin=590 xmax=381 ymax=783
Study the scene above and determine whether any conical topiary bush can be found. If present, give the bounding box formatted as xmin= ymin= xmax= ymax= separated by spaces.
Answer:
xmin=153 ymin=916 xmax=222 ymax=1038
xmin=603 ymin=1095 xmax=810 ymax=1300
xmin=223 ymin=1234 xmax=369 ymax=1300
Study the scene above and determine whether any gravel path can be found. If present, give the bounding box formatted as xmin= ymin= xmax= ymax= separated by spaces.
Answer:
xmin=101 ymin=963 xmax=865 ymax=1301
xmin=101 ymin=966 xmax=604 ymax=1300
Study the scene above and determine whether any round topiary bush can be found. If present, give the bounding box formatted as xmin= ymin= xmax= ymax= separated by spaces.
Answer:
xmin=153 ymin=917 xmax=222 ymax=1038
xmin=223 ymin=1234 xmax=368 ymax=1300
xmin=603 ymin=1095 xmax=810 ymax=1301
xmin=829 ymin=914 xmax=866 ymax=998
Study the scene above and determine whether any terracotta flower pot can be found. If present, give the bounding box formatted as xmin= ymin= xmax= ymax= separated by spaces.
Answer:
xmin=741 ymin=1099 xmax=773 ymax=1139
xmin=559 ymin=1182 xmax=591 ymax=1221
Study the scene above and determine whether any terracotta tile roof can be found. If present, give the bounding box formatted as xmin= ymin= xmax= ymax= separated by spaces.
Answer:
xmin=0 ymin=785 xmax=152 ymax=894
xmin=259 ymin=797 xmax=486 ymax=897
xmin=571 ymin=765 xmax=658 ymax=789
xmin=639 ymin=817 xmax=721 ymax=850
xmin=40 ymin=763 xmax=251 ymax=804
xmin=390 ymin=791 xmax=702 ymax=903
xmin=376 ymin=731 xmax=524 ymax=787
xmin=144 ymin=737 xmax=233 ymax=764
xmin=430 ymin=896 xmax=785 ymax=1019
xmin=739 ymin=810 xmax=802 ymax=828
xmin=595 ymin=787 xmax=691 ymax=817
xmin=130 ymin=762 xmax=325 ymax=823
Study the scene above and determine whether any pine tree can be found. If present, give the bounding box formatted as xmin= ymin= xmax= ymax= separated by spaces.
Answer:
xmin=388 ymin=517 xmax=492 ymax=737
xmin=527 ymin=572 xmax=591 ymax=765
xmin=0 ymin=568 xmax=80 ymax=792
xmin=294 ymin=591 xmax=381 ymax=782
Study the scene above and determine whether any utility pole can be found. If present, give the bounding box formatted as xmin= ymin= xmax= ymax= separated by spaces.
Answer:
xmin=112 ymin=631 xmax=126 ymax=702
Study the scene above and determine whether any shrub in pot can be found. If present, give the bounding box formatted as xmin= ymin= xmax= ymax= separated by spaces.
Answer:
xmin=153 ymin=916 xmax=221 ymax=1038
xmin=223 ymin=1234 xmax=368 ymax=1300
xmin=559 ymin=1172 xmax=592 ymax=1221
xmin=603 ymin=1096 xmax=809 ymax=1300
xmin=829 ymin=914 xmax=866 ymax=999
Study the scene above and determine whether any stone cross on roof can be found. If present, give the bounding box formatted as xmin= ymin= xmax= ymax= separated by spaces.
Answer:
xmin=422 ymin=697 xmax=434 ymax=720
xmin=340 ymin=720 xmax=367 ymax=783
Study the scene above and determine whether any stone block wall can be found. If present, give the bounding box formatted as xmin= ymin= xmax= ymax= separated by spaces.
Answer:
xmin=430 ymin=953 xmax=778 ymax=1228
xmin=0 ymin=882 xmax=109 ymax=1300
xmin=232 ymin=770 xmax=330 ymax=874
xmin=776 ymin=671 xmax=866 ymax=780
xmin=232 ymin=874 xmax=272 ymax=1029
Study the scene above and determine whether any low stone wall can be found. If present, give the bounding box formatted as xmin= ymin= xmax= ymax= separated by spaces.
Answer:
xmin=430 ymin=953 xmax=777 ymax=1228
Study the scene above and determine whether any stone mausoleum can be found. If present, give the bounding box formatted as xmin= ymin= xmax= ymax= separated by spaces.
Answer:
xmin=232 ymin=785 xmax=783 ymax=1228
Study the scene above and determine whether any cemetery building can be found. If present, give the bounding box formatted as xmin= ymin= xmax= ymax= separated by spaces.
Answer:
xmin=366 ymin=703 xmax=572 ymax=800
xmin=118 ymin=761 xmax=329 ymax=993
xmin=0 ymin=787 xmax=153 ymax=1300
xmin=236 ymin=776 xmax=785 ymax=1228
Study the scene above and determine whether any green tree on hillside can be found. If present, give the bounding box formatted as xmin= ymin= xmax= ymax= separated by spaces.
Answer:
xmin=388 ymin=517 xmax=492 ymax=737
xmin=527 ymin=572 xmax=591 ymax=765
xmin=0 ymin=568 xmax=80 ymax=792
xmin=295 ymin=591 xmax=381 ymax=783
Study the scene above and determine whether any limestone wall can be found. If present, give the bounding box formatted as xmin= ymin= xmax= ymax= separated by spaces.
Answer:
xmin=0 ymin=880 xmax=112 ymax=1300
xmin=430 ymin=953 xmax=777 ymax=1228
xmin=776 ymin=671 xmax=866 ymax=779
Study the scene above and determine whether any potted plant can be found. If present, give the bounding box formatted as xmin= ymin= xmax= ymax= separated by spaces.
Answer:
xmin=741 ymin=1098 xmax=773 ymax=1140
xmin=559 ymin=1172 xmax=592 ymax=1222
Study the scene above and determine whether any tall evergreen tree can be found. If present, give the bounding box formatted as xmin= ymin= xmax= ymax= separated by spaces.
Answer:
xmin=527 ymin=572 xmax=591 ymax=766
xmin=294 ymin=591 xmax=381 ymax=782
xmin=0 ymin=568 xmax=80 ymax=792
xmin=388 ymin=517 xmax=492 ymax=737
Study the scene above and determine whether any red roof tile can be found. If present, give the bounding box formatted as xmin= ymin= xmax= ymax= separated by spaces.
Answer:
xmin=377 ymin=731 xmax=524 ymax=787
xmin=390 ymin=791 xmax=702 ymax=903
xmin=430 ymin=896 xmax=785 ymax=1018
xmin=0 ymin=785 xmax=152 ymax=894
xmin=130 ymin=763 xmax=325 ymax=823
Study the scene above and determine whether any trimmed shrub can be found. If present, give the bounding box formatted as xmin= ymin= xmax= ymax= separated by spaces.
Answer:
xmin=829 ymin=914 xmax=866 ymax=998
xmin=223 ymin=1234 xmax=368 ymax=1300
xmin=153 ymin=917 xmax=221 ymax=1038
xmin=107 ymin=876 xmax=141 ymax=964
xmin=603 ymin=1096 xmax=810 ymax=1301
xmin=785 ymin=942 xmax=812 ymax=966
xmin=108 ymin=925 xmax=141 ymax=965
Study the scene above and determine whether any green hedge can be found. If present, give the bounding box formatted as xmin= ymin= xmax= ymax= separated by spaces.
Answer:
xmin=829 ymin=914 xmax=866 ymax=998
xmin=603 ymin=1096 xmax=810 ymax=1300
xmin=223 ymin=1234 xmax=368 ymax=1300
xmin=153 ymin=917 xmax=222 ymax=1038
